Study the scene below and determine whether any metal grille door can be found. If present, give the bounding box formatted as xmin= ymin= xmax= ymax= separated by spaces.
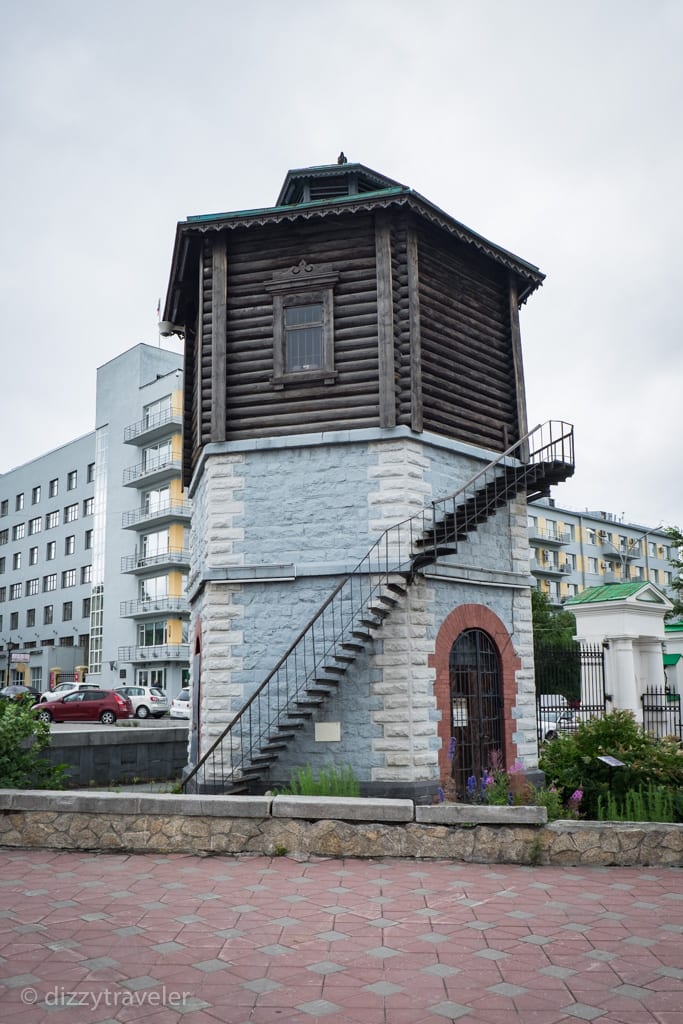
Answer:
xmin=449 ymin=629 xmax=503 ymax=799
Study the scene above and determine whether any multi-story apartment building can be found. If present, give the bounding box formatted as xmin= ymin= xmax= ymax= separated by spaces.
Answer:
xmin=0 ymin=344 xmax=190 ymax=695
xmin=528 ymin=497 xmax=673 ymax=605
xmin=0 ymin=434 xmax=95 ymax=691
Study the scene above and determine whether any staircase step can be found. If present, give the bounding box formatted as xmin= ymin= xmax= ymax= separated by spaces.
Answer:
xmin=332 ymin=651 xmax=356 ymax=663
xmin=320 ymin=664 xmax=347 ymax=675
xmin=359 ymin=615 xmax=382 ymax=628
xmin=351 ymin=627 xmax=373 ymax=641
xmin=342 ymin=640 xmax=365 ymax=652
xmin=276 ymin=719 xmax=305 ymax=730
xmin=250 ymin=753 xmax=278 ymax=765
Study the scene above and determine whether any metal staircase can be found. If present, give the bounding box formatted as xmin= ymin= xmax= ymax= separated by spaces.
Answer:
xmin=182 ymin=420 xmax=574 ymax=793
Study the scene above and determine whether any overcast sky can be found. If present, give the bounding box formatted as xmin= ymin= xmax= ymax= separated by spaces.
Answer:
xmin=1 ymin=1 xmax=681 ymax=530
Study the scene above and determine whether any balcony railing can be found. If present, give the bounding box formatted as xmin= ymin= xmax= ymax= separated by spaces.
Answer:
xmin=124 ymin=408 xmax=183 ymax=444
xmin=120 ymin=597 xmax=189 ymax=618
xmin=123 ymin=456 xmax=182 ymax=487
xmin=118 ymin=644 xmax=190 ymax=663
xmin=531 ymin=560 xmax=569 ymax=577
xmin=528 ymin=527 xmax=571 ymax=546
xmin=122 ymin=503 xmax=192 ymax=529
xmin=121 ymin=548 xmax=190 ymax=573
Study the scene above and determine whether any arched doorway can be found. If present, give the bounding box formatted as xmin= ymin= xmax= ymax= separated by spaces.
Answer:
xmin=449 ymin=628 xmax=504 ymax=798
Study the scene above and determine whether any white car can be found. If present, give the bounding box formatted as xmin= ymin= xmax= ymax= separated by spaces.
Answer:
xmin=40 ymin=681 xmax=100 ymax=703
xmin=170 ymin=688 xmax=190 ymax=719
xmin=538 ymin=710 xmax=575 ymax=741
xmin=114 ymin=686 xmax=170 ymax=719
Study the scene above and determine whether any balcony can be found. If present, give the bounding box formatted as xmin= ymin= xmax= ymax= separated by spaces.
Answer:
xmin=124 ymin=408 xmax=183 ymax=445
xmin=528 ymin=526 xmax=571 ymax=547
xmin=118 ymin=644 xmax=190 ymax=664
xmin=531 ymin=560 xmax=569 ymax=578
xmin=601 ymin=546 xmax=641 ymax=563
xmin=120 ymin=597 xmax=189 ymax=619
xmin=121 ymin=548 xmax=191 ymax=574
xmin=123 ymin=455 xmax=182 ymax=488
xmin=122 ymin=502 xmax=192 ymax=530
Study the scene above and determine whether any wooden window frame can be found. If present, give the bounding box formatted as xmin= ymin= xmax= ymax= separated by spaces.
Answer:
xmin=266 ymin=262 xmax=339 ymax=388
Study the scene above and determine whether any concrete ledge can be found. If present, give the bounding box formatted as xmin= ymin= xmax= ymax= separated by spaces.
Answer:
xmin=272 ymin=795 xmax=414 ymax=822
xmin=1 ymin=790 xmax=681 ymax=865
xmin=416 ymin=804 xmax=547 ymax=825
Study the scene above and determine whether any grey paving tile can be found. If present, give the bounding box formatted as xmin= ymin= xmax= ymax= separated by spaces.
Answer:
xmin=563 ymin=1003 xmax=605 ymax=1021
xmin=175 ymin=997 xmax=211 ymax=1015
xmin=656 ymin=965 xmax=683 ymax=980
xmin=466 ymin=920 xmax=496 ymax=931
xmin=422 ymin=964 xmax=461 ymax=977
xmin=192 ymin=958 xmax=232 ymax=972
xmin=297 ymin=999 xmax=342 ymax=1016
xmin=1 ymin=973 xmax=41 ymax=988
xmin=307 ymin=961 xmax=346 ymax=975
xmin=584 ymin=949 xmax=617 ymax=962
xmin=214 ymin=927 xmax=245 ymax=940
xmin=612 ymin=983 xmax=653 ymax=999
xmin=366 ymin=945 xmax=401 ymax=959
xmin=364 ymin=980 xmax=405 ymax=996
xmin=242 ymin=977 xmax=282 ymax=993
xmin=474 ymin=948 xmax=509 ymax=960
xmin=113 ymin=925 xmax=145 ymax=936
xmin=315 ymin=931 xmax=348 ymax=942
xmin=257 ymin=943 xmax=294 ymax=956
xmin=152 ymin=941 xmax=185 ymax=953
xmin=429 ymin=1001 xmax=471 ymax=1020
xmin=488 ymin=982 xmax=529 ymax=997
xmin=522 ymin=934 xmax=553 ymax=945
xmin=121 ymin=975 xmax=161 ymax=991
xmin=539 ymin=965 xmax=577 ymax=978
xmin=624 ymin=935 xmax=656 ymax=946
xmin=81 ymin=956 xmax=121 ymax=969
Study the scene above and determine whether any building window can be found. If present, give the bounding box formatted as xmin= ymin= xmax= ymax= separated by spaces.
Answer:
xmin=44 ymin=605 xmax=53 ymax=625
xmin=15 ymin=493 xmax=24 ymax=511
xmin=46 ymin=541 xmax=56 ymax=561
xmin=26 ymin=578 xmax=39 ymax=597
xmin=64 ymin=535 xmax=75 ymax=556
xmin=143 ymin=395 xmax=172 ymax=428
xmin=648 ymin=541 xmax=657 ymax=557
xmin=29 ymin=547 xmax=38 ymax=566
xmin=588 ymin=557 xmax=599 ymax=574
xmin=138 ymin=620 xmax=168 ymax=646
xmin=61 ymin=569 xmax=76 ymax=589
xmin=49 ymin=479 xmax=59 ymax=498
xmin=0 ymin=557 xmax=4 ymax=574
xmin=12 ymin=523 xmax=25 ymax=541
xmin=0 ymin=587 xmax=5 ymax=602
xmin=84 ymin=529 xmax=93 ymax=550
xmin=43 ymin=574 xmax=57 ymax=592
xmin=46 ymin=511 xmax=59 ymax=529
xmin=81 ymin=565 xmax=92 ymax=584
xmin=0 ymin=500 xmax=7 ymax=517
xmin=12 ymin=552 xmax=21 ymax=571
xmin=83 ymin=497 xmax=94 ymax=516
xmin=586 ymin=528 xmax=597 ymax=545
xmin=143 ymin=487 xmax=169 ymax=514
xmin=87 ymin=462 xmax=95 ymax=483
xmin=62 ymin=601 xmax=73 ymax=622
xmin=64 ymin=504 xmax=78 ymax=523
xmin=139 ymin=575 xmax=168 ymax=601
xmin=82 ymin=597 xmax=91 ymax=618
xmin=10 ymin=611 xmax=18 ymax=630
xmin=28 ymin=516 xmax=42 ymax=535
xmin=267 ymin=264 xmax=338 ymax=385
xmin=26 ymin=608 xmax=35 ymax=627
xmin=0 ymin=529 xmax=7 ymax=545
xmin=10 ymin=583 xmax=22 ymax=600
xmin=67 ymin=470 xmax=78 ymax=490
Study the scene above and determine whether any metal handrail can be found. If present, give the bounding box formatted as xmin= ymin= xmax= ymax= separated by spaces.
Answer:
xmin=183 ymin=420 xmax=574 ymax=792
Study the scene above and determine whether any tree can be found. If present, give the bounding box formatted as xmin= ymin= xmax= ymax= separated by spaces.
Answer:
xmin=663 ymin=526 xmax=683 ymax=620
xmin=0 ymin=699 xmax=68 ymax=789
xmin=532 ymin=589 xmax=581 ymax=703
xmin=531 ymin=588 xmax=577 ymax=643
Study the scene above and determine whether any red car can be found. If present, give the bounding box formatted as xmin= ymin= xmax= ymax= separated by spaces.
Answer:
xmin=34 ymin=689 xmax=132 ymax=725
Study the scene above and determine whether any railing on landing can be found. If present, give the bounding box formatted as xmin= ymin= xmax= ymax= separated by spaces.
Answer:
xmin=182 ymin=420 xmax=575 ymax=793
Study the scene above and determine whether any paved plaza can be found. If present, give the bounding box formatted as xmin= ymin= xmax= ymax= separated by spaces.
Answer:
xmin=0 ymin=848 xmax=681 ymax=1023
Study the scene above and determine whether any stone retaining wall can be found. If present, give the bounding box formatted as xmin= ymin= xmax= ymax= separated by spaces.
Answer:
xmin=1 ymin=791 xmax=681 ymax=867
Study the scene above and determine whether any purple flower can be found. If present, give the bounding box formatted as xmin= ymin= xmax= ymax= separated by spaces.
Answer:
xmin=570 ymin=789 xmax=583 ymax=804
xmin=448 ymin=737 xmax=456 ymax=760
xmin=466 ymin=775 xmax=476 ymax=794
xmin=437 ymin=787 xmax=445 ymax=803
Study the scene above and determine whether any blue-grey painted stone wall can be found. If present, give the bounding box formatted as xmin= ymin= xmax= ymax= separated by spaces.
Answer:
xmin=188 ymin=428 xmax=536 ymax=788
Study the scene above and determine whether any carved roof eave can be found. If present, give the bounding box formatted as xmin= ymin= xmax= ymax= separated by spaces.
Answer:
xmin=175 ymin=191 xmax=545 ymax=301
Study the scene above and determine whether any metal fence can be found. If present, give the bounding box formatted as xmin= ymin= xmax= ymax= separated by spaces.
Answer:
xmin=534 ymin=641 xmax=606 ymax=744
xmin=641 ymin=688 xmax=683 ymax=740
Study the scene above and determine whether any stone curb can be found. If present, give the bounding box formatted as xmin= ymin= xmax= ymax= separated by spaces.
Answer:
xmin=416 ymin=804 xmax=547 ymax=825
xmin=271 ymin=795 xmax=414 ymax=822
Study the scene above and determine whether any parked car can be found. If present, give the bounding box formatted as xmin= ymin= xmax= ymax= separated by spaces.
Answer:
xmin=170 ymin=688 xmax=190 ymax=719
xmin=34 ymin=689 xmax=132 ymax=725
xmin=114 ymin=685 xmax=169 ymax=719
xmin=0 ymin=684 xmax=42 ymax=702
xmin=40 ymin=681 xmax=100 ymax=703
xmin=538 ymin=709 xmax=575 ymax=741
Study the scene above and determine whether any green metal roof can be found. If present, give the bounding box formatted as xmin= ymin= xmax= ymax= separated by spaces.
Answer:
xmin=565 ymin=582 xmax=665 ymax=605
xmin=665 ymin=621 xmax=683 ymax=633
xmin=186 ymin=186 xmax=408 ymax=224
xmin=663 ymin=653 xmax=682 ymax=666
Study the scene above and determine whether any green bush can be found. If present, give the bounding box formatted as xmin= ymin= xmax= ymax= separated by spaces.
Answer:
xmin=277 ymin=763 xmax=360 ymax=797
xmin=539 ymin=710 xmax=683 ymax=821
xmin=597 ymin=783 xmax=677 ymax=823
xmin=0 ymin=699 xmax=69 ymax=789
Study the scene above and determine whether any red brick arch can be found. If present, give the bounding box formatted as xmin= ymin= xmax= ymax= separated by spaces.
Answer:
xmin=429 ymin=604 xmax=520 ymax=783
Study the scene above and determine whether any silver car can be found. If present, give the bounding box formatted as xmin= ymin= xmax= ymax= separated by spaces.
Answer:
xmin=113 ymin=685 xmax=169 ymax=719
